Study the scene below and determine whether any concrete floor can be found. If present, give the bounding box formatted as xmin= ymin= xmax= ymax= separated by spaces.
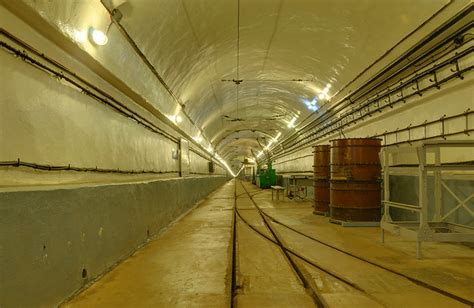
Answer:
xmin=63 ymin=181 xmax=235 ymax=307
xmin=64 ymin=180 xmax=474 ymax=307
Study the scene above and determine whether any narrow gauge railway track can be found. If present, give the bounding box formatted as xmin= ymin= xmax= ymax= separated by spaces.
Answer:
xmin=234 ymin=180 xmax=387 ymax=308
xmin=229 ymin=181 xmax=238 ymax=308
xmin=236 ymin=180 xmax=474 ymax=308
xmin=233 ymin=181 xmax=328 ymax=307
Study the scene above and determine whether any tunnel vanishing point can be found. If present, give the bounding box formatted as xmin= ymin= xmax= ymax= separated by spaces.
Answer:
xmin=1 ymin=1 xmax=474 ymax=307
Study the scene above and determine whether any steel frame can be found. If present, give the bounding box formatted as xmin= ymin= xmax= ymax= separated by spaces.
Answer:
xmin=284 ymin=175 xmax=312 ymax=200
xmin=380 ymin=140 xmax=474 ymax=258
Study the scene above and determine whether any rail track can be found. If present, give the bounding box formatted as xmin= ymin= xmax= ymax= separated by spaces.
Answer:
xmin=232 ymin=179 xmax=474 ymax=308
xmin=232 ymin=180 xmax=383 ymax=307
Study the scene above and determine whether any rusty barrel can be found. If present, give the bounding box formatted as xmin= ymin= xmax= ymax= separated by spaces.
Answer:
xmin=313 ymin=145 xmax=330 ymax=178
xmin=313 ymin=145 xmax=330 ymax=214
xmin=329 ymin=138 xmax=382 ymax=221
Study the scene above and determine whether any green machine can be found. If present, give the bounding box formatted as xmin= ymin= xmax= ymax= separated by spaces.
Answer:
xmin=257 ymin=162 xmax=277 ymax=189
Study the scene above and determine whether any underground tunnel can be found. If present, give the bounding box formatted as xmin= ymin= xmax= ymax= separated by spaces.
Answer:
xmin=0 ymin=0 xmax=473 ymax=307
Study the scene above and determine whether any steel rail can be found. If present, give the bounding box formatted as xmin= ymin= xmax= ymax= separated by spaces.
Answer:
xmin=229 ymin=181 xmax=238 ymax=308
xmin=235 ymin=181 xmax=389 ymax=307
xmin=236 ymin=180 xmax=327 ymax=307
xmin=245 ymin=189 xmax=474 ymax=307
xmin=233 ymin=206 xmax=364 ymax=291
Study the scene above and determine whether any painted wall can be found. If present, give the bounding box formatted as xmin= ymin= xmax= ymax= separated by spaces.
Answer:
xmin=0 ymin=0 xmax=210 ymax=149
xmin=274 ymin=75 xmax=474 ymax=173
xmin=271 ymin=62 xmax=474 ymax=225
xmin=0 ymin=5 xmax=225 ymax=186
xmin=0 ymin=175 xmax=229 ymax=308
xmin=0 ymin=6 xmax=229 ymax=308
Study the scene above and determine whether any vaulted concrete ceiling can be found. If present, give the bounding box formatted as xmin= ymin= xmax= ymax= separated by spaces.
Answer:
xmin=114 ymin=0 xmax=447 ymax=162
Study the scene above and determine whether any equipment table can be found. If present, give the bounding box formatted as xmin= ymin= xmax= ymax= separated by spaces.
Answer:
xmin=270 ymin=185 xmax=285 ymax=200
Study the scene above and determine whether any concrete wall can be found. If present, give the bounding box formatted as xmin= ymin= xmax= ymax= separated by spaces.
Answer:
xmin=273 ymin=75 xmax=474 ymax=174
xmin=267 ymin=5 xmax=474 ymax=225
xmin=271 ymin=77 xmax=474 ymax=225
xmin=0 ymin=4 xmax=226 ymax=186
xmin=0 ymin=0 xmax=210 ymax=149
xmin=0 ymin=175 xmax=229 ymax=308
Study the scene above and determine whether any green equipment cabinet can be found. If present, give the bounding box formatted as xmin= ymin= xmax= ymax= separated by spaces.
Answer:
xmin=257 ymin=162 xmax=277 ymax=189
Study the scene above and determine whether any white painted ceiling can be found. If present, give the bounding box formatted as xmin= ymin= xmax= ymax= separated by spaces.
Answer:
xmin=116 ymin=0 xmax=447 ymax=164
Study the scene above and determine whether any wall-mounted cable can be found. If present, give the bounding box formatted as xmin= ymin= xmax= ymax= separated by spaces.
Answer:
xmin=0 ymin=159 xmax=179 ymax=175
xmin=276 ymin=7 xmax=473 ymax=152
xmin=0 ymin=29 xmax=224 ymax=172
xmin=271 ymin=108 xmax=474 ymax=165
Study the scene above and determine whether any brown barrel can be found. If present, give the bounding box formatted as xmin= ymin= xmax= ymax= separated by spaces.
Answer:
xmin=313 ymin=145 xmax=330 ymax=214
xmin=330 ymin=138 xmax=381 ymax=180
xmin=313 ymin=145 xmax=330 ymax=179
xmin=314 ymin=180 xmax=330 ymax=213
xmin=329 ymin=138 xmax=382 ymax=221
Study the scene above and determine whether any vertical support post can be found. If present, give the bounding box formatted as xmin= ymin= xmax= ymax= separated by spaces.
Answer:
xmin=416 ymin=240 xmax=422 ymax=259
xmin=383 ymin=150 xmax=391 ymax=220
xmin=417 ymin=145 xmax=428 ymax=259
xmin=381 ymin=150 xmax=390 ymax=243
xmin=433 ymin=146 xmax=442 ymax=221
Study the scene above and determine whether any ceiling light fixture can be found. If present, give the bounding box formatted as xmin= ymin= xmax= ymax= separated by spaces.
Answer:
xmin=303 ymin=97 xmax=319 ymax=112
xmin=319 ymin=84 xmax=332 ymax=100
xmin=287 ymin=117 xmax=297 ymax=128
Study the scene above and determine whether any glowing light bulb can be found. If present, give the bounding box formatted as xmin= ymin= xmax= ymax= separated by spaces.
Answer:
xmin=287 ymin=117 xmax=297 ymax=128
xmin=91 ymin=29 xmax=108 ymax=46
xmin=167 ymin=114 xmax=183 ymax=124
xmin=303 ymin=97 xmax=319 ymax=112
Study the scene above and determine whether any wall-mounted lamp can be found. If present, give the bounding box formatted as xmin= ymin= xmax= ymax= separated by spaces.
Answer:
xmin=89 ymin=28 xmax=108 ymax=46
xmin=88 ymin=5 xmax=124 ymax=46
xmin=167 ymin=114 xmax=183 ymax=124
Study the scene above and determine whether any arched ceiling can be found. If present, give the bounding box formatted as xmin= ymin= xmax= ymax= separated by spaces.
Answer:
xmin=114 ymin=0 xmax=448 ymax=163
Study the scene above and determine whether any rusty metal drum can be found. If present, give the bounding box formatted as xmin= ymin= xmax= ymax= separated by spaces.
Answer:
xmin=313 ymin=145 xmax=330 ymax=179
xmin=313 ymin=145 xmax=330 ymax=214
xmin=329 ymin=138 xmax=382 ymax=221
xmin=314 ymin=180 xmax=330 ymax=214
xmin=330 ymin=181 xmax=381 ymax=221
xmin=330 ymin=138 xmax=381 ymax=181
